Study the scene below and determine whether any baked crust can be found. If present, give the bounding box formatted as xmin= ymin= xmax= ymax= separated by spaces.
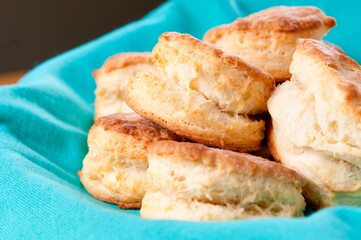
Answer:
xmin=118 ymin=202 xmax=142 ymax=209
xmin=93 ymin=113 xmax=185 ymax=142
xmin=93 ymin=52 xmax=152 ymax=79
xmin=267 ymin=121 xmax=281 ymax=164
xmin=204 ymin=6 xmax=335 ymax=42
xmin=158 ymin=32 xmax=274 ymax=88
xmin=203 ymin=6 xmax=335 ymax=82
xmin=125 ymin=94 xmax=264 ymax=153
xmin=295 ymin=38 xmax=361 ymax=120
xmin=149 ymin=141 xmax=305 ymax=186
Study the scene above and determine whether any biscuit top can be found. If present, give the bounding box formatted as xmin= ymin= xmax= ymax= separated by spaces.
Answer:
xmin=149 ymin=141 xmax=305 ymax=186
xmin=158 ymin=32 xmax=264 ymax=72
xmin=204 ymin=6 xmax=335 ymax=42
xmin=295 ymin=38 xmax=361 ymax=117
xmin=156 ymin=32 xmax=274 ymax=89
xmin=93 ymin=113 xmax=184 ymax=141
xmin=93 ymin=52 xmax=153 ymax=78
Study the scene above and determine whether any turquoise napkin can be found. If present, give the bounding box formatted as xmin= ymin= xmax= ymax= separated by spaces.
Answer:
xmin=1 ymin=0 xmax=361 ymax=239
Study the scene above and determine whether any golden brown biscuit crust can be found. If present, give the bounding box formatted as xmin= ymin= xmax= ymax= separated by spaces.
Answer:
xmin=125 ymin=96 xmax=263 ymax=153
xmin=295 ymin=38 xmax=361 ymax=120
xmin=158 ymin=32 xmax=274 ymax=87
xmin=267 ymin=121 xmax=282 ymax=164
xmin=204 ymin=6 xmax=335 ymax=42
xmin=93 ymin=52 xmax=153 ymax=79
xmin=93 ymin=113 xmax=185 ymax=142
xmin=149 ymin=141 xmax=305 ymax=186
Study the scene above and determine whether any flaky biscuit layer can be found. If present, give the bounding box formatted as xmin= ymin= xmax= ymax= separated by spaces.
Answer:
xmin=93 ymin=52 xmax=154 ymax=119
xmin=126 ymin=32 xmax=274 ymax=152
xmin=140 ymin=141 xmax=305 ymax=220
xmin=268 ymin=39 xmax=361 ymax=208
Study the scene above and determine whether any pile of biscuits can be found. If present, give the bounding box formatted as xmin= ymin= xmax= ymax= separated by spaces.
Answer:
xmin=79 ymin=6 xmax=361 ymax=221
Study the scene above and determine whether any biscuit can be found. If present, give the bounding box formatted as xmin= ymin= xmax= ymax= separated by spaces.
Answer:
xmin=268 ymin=39 xmax=361 ymax=208
xmin=93 ymin=52 xmax=154 ymax=119
xmin=203 ymin=6 xmax=335 ymax=82
xmin=126 ymin=32 xmax=275 ymax=152
xmin=140 ymin=141 xmax=305 ymax=220
xmin=78 ymin=113 xmax=184 ymax=209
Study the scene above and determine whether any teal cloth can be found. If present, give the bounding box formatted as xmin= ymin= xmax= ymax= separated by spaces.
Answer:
xmin=1 ymin=0 xmax=361 ymax=239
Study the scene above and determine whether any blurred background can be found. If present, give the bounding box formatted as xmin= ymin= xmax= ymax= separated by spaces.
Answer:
xmin=0 ymin=0 xmax=166 ymax=84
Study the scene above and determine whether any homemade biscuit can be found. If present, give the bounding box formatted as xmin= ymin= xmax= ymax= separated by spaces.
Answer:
xmin=79 ymin=113 xmax=184 ymax=209
xmin=203 ymin=6 xmax=335 ymax=82
xmin=140 ymin=141 xmax=305 ymax=220
xmin=268 ymin=39 xmax=361 ymax=208
xmin=93 ymin=52 xmax=154 ymax=119
xmin=126 ymin=32 xmax=275 ymax=152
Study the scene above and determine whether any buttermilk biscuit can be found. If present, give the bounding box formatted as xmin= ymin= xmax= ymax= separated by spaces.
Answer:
xmin=93 ymin=52 xmax=154 ymax=119
xmin=140 ymin=141 xmax=305 ymax=221
xmin=126 ymin=32 xmax=275 ymax=152
xmin=203 ymin=6 xmax=335 ymax=82
xmin=268 ymin=39 xmax=361 ymax=208
xmin=78 ymin=113 xmax=184 ymax=209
